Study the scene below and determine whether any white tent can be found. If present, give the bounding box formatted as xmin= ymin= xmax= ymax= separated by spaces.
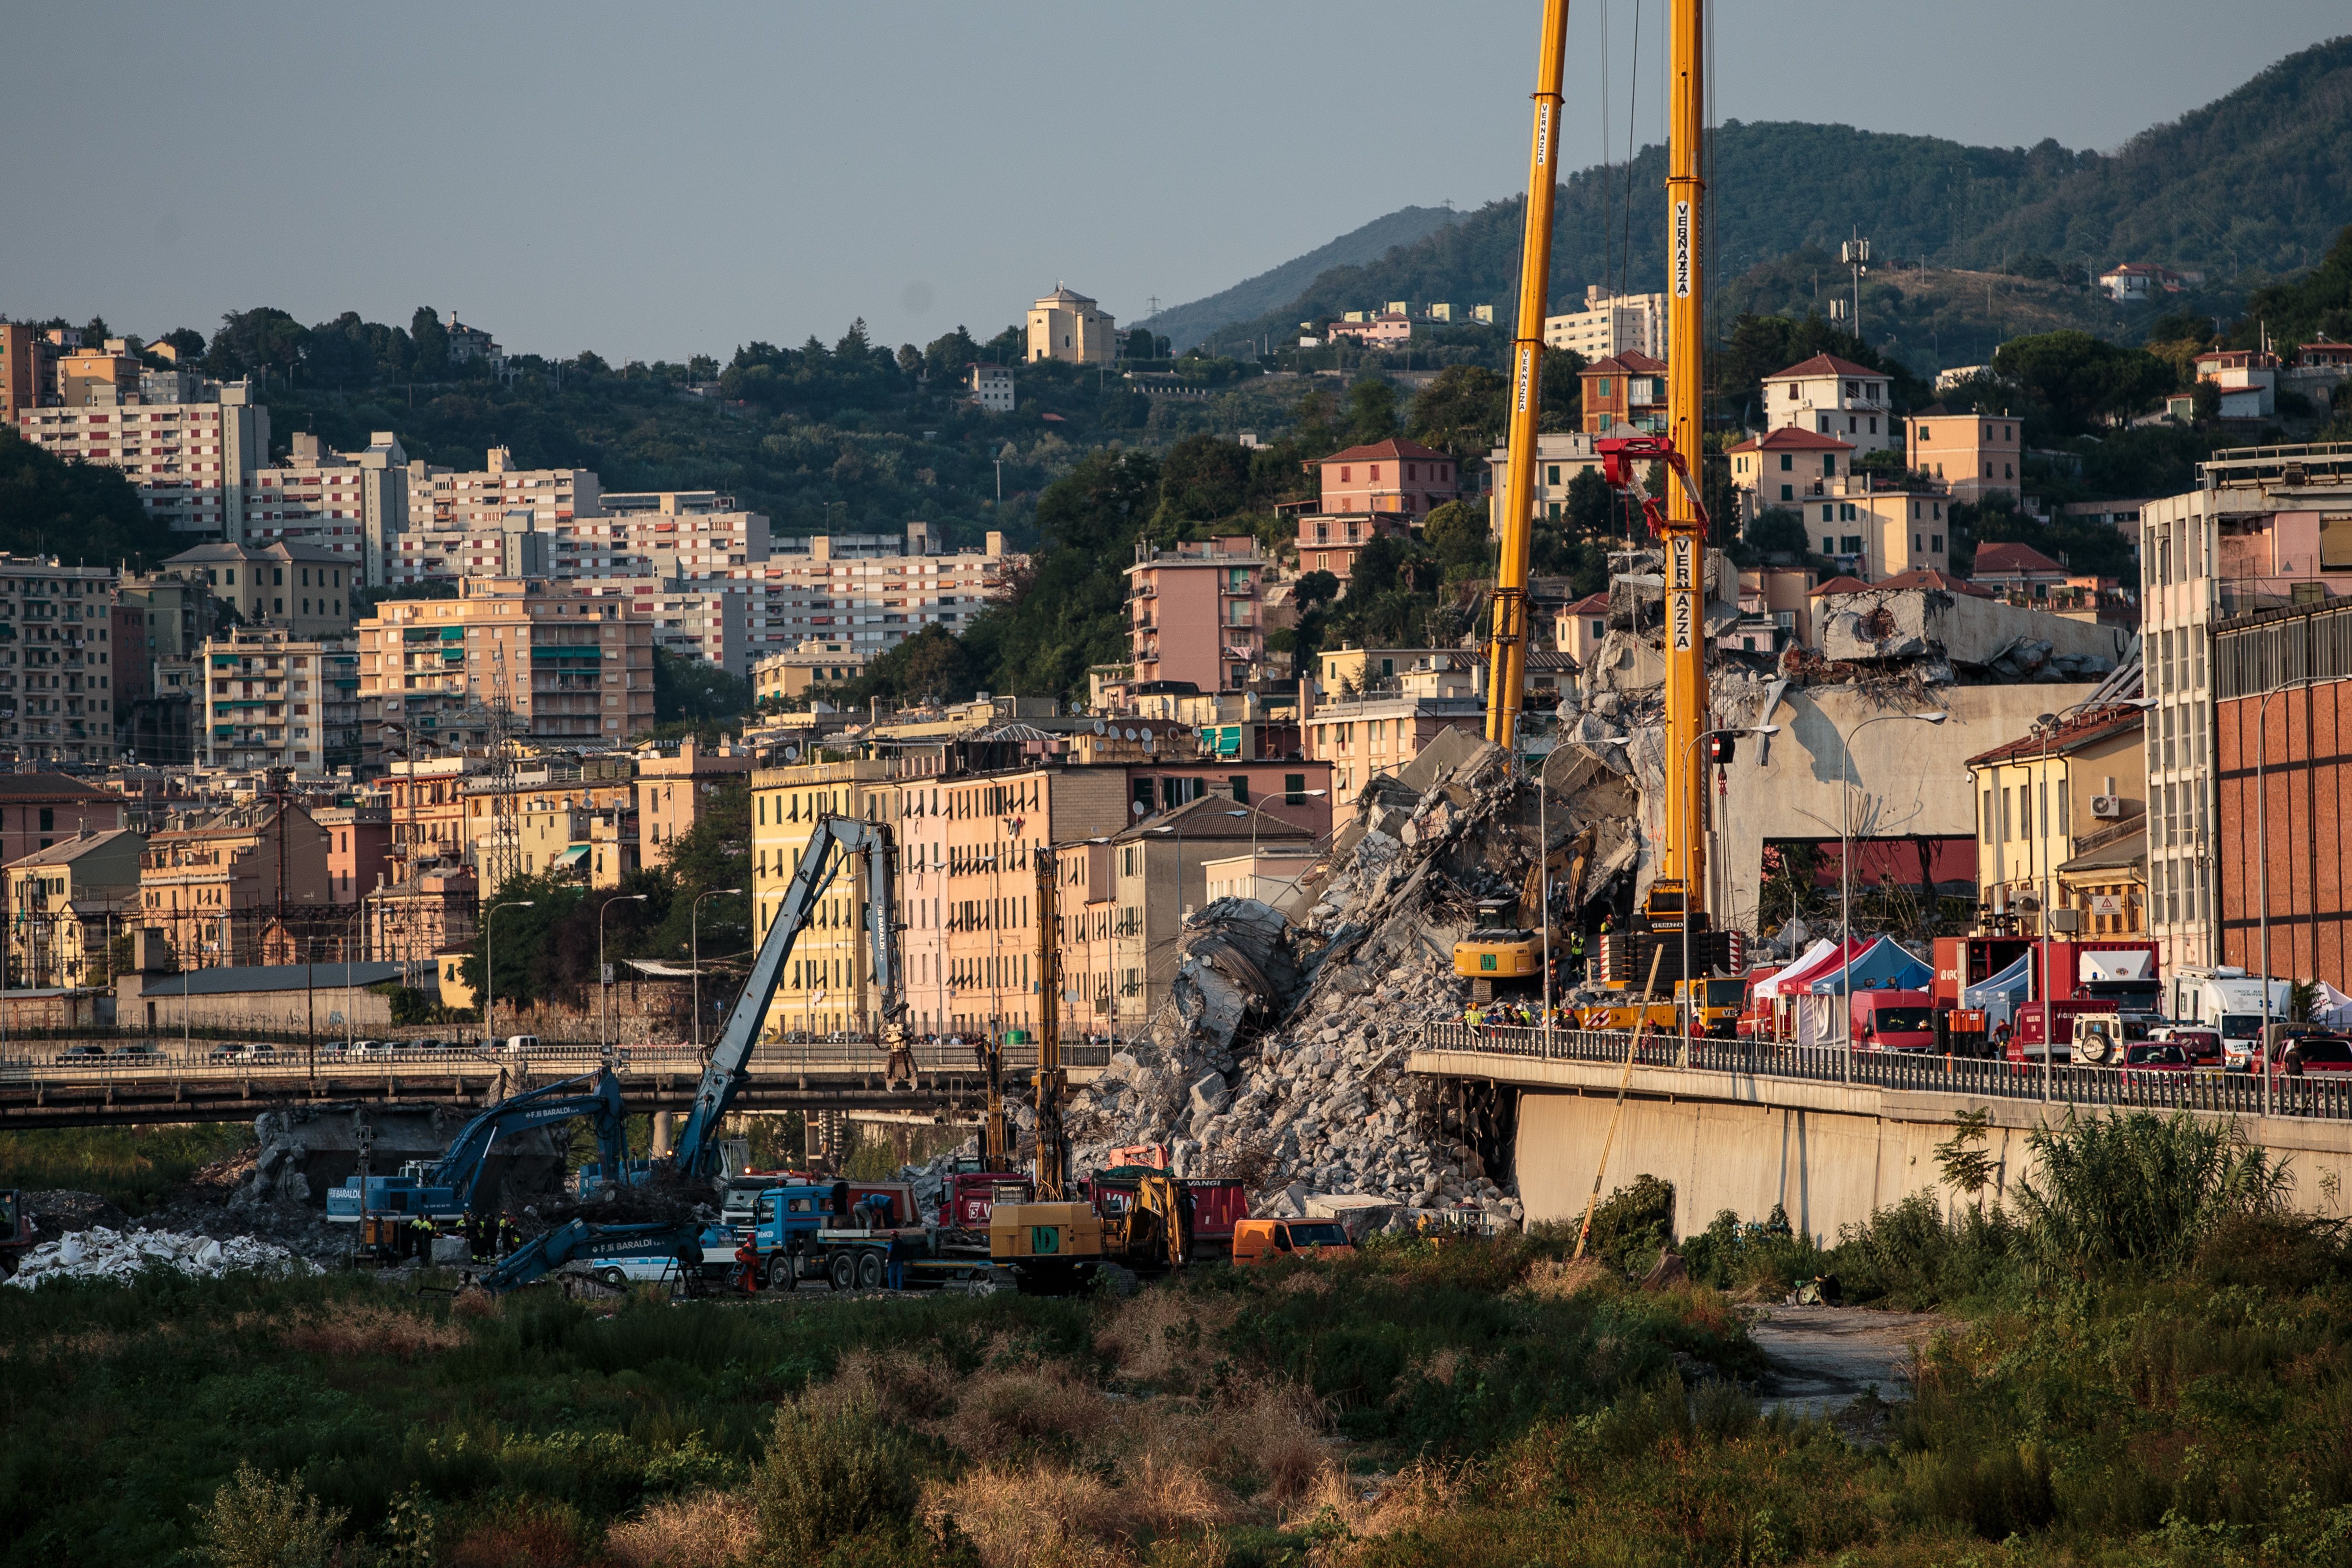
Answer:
xmin=2313 ymin=980 xmax=2352 ymax=1029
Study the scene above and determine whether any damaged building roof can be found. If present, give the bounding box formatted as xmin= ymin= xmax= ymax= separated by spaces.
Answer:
xmin=1965 ymin=704 xmax=2147 ymax=767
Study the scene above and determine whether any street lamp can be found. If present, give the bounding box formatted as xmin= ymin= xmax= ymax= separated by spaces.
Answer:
xmin=599 ymin=893 xmax=649 ymax=1056
xmin=692 ymin=887 xmax=743 ymax=1052
xmin=483 ymin=901 xmax=536 ymax=1050
xmin=1834 ymin=710 xmax=1947 ymax=1081
xmin=1674 ymin=725 xmax=1781 ymax=1041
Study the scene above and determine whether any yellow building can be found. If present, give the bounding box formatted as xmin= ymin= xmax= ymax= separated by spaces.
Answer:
xmin=1026 ymin=286 xmax=1117 ymax=367
xmin=749 ymin=759 xmax=899 ymax=1036
xmin=1966 ymin=705 xmax=2148 ymax=935
xmin=752 ymin=639 xmax=869 ymax=704
xmin=5 ymin=827 xmax=144 ymax=989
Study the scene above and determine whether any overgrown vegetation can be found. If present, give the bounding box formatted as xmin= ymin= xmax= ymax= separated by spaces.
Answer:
xmin=8 ymin=1110 xmax=2352 ymax=1565
xmin=0 ymin=1122 xmax=253 ymax=1210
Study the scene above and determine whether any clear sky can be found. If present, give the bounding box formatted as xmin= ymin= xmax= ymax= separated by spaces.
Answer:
xmin=2 ymin=2 xmax=2341 ymax=365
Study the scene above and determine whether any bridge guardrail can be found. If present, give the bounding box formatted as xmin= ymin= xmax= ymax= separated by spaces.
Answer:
xmin=1420 ymin=1023 xmax=2352 ymax=1122
xmin=0 ymin=1039 xmax=1111 ymax=1094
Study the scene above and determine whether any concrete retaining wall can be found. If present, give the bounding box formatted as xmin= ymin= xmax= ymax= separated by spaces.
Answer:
xmin=1504 ymin=1071 xmax=2352 ymax=1245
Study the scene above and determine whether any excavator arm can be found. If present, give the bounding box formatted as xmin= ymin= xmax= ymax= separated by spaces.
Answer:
xmin=418 ymin=1070 xmax=629 ymax=1214
xmin=668 ymin=814 xmax=905 ymax=1178
xmin=473 ymin=1218 xmax=705 ymax=1295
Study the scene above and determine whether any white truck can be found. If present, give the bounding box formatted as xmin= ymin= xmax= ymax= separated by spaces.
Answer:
xmin=2164 ymin=967 xmax=2295 ymax=1071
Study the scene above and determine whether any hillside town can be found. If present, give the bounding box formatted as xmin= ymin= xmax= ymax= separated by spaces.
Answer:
xmin=0 ymin=281 xmax=2343 ymax=1062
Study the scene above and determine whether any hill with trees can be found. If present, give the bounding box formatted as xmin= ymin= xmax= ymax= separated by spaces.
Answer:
xmin=1182 ymin=36 xmax=2352 ymax=369
xmin=0 ymin=426 xmax=182 ymax=567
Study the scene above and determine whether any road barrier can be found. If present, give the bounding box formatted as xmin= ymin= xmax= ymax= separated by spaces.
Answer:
xmin=1420 ymin=1022 xmax=2352 ymax=1121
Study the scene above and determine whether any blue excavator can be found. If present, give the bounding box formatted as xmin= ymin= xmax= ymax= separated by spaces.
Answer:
xmin=325 ymin=1067 xmax=628 ymax=1225
xmin=474 ymin=813 xmax=910 ymax=1293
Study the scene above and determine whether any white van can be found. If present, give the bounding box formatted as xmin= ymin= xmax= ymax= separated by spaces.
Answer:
xmin=2165 ymin=967 xmax=2295 ymax=1071
xmin=499 ymin=1035 xmax=539 ymax=1054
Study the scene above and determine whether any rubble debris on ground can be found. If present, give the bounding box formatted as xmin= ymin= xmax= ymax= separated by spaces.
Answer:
xmin=5 ymin=1225 xmax=318 ymax=1288
xmin=1071 ymin=730 xmax=1547 ymax=1230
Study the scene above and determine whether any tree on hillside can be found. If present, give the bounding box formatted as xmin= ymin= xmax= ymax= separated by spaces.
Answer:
xmin=1406 ymin=364 xmax=1505 ymax=458
xmin=1564 ymin=466 xmax=1615 ymax=542
xmin=204 ymin=308 xmax=308 ymax=382
xmin=1421 ymin=500 xmax=1492 ymax=581
xmin=1154 ymin=434 xmax=1252 ymax=533
xmin=2234 ymin=223 xmax=2352 ymax=351
xmin=651 ymin=648 xmax=750 ymax=728
xmin=156 ymin=327 xmax=207 ymax=361
xmin=1991 ymin=331 xmax=2176 ymax=436
xmin=1540 ymin=346 xmax=1585 ymax=431
xmin=407 ymin=307 xmax=449 ymax=378
xmin=1344 ymin=377 xmax=1399 ymax=446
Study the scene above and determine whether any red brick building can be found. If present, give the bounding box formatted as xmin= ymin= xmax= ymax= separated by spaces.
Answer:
xmin=2214 ymin=597 xmax=2352 ymax=990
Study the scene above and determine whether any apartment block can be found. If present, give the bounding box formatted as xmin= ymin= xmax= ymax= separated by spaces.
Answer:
xmin=578 ymin=579 xmax=751 ymax=677
xmin=753 ymin=638 xmax=869 ymax=703
xmin=2142 ymin=445 xmax=2352 ymax=976
xmin=1543 ymin=285 xmax=1665 ymax=361
xmin=1968 ymin=707 xmax=2149 ymax=935
xmin=462 ymin=756 xmax=637 ymax=897
xmin=1906 ymin=410 xmax=2023 ymax=503
xmin=245 ymin=431 xmax=411 ymax=584
xmin=1765 ymin=355 xmax=1898 ymax=458
xmin=388 ymin=490 xmax=771 ymax=588
xmin=165 ymin=541 xmax=358 ymax=639
xmin=405 ymin=445 xmax=599 ymax=532
xmin=1126 ymin=537 xmax=1266 ymax=694
xmin=1485 ymin=431 xmax=1603 ymax=526
xmin=1308 ymin=438 xmax=1458 ymax=519
xmin=748 ymin=760 xmax=900 ymax=1037
xmin=0 ymin=323 xmax=60 ymax=420
xmin=1027 ymin=286 xmax=1117 ymax=367
xmin=1728 ymin=427 xmax=1855 ymax=516
xmin=723 ymin=532 xmax=1021 ymax=663
xmin=12 ymin=373 xmax=268 ymax=536
xmin=357 ymin=576 xmax=656 ymax=753
xmin=134 ymin=801 xmax=333 ymax=970
xmin=199 ymin=626 xmax=362 ymax=776
xmin=0 ymin=558 xmax=123 ymax=765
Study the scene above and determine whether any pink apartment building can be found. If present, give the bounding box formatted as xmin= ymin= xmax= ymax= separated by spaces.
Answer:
xmin=1309 ymin=438 xmax=1458 ymax=517
xmin=1126 ymin=536 xmax=1265 ymax=693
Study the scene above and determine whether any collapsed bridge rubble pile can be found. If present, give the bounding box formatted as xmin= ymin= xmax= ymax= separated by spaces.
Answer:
xmin=1067 ymin=730 xmax=1627 ymax=1233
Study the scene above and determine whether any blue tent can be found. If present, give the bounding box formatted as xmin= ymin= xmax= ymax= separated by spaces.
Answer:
xmin=1963 ymin=951 xmax=2033 ymax=1027
xmin=1806 ymin=936 xmax=1932 ymax=995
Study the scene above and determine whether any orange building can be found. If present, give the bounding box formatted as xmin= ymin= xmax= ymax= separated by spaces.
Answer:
xmin=1580 ymin=351 xmax=1667 ymax=434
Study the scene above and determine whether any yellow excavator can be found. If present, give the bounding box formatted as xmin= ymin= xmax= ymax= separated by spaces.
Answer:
xmin=1476 ymin=0 xmax=1737 ymax=1012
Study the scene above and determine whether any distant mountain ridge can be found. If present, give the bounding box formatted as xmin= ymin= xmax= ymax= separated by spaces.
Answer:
xmin=1168 ymin=36 xmax=2352 ymax=355
xmin=1145 ymin=205 xmax=1462 ymax=351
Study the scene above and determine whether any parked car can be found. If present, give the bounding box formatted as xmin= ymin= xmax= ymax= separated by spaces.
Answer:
xmin=111 ymin=1042 xmax=161 ymax=1058
xmin=2262 ymin=1034 xmax=2352 ymax=1077
xmin=2149 ymin=1026 xmax=2223 ymax=1067
xmin=55 ymin=1044 xmax=106 ymax=1062
xmin=2117 ymin=1042 xmax=2195 ymax=1084
xmin=1230 ymin=1218 xmax=1357 ymax=1267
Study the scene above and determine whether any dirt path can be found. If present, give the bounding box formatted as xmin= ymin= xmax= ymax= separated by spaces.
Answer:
xmin=1746 ymin=1305 xmax=1951 ymax=1419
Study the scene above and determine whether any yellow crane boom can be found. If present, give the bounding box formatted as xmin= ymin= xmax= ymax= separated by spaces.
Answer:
xmin=1483 ymin=0 xmax=1573 ymax=753
xmin=1658 ymin=0 xmax=1710 ymax=927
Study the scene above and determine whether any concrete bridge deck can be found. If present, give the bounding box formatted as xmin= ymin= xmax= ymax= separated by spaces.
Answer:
xmin=1411 ymin=1024 xmax=2352 ymax=1242
xmin=0 ymin=1041 xmax=1108 ymax=1129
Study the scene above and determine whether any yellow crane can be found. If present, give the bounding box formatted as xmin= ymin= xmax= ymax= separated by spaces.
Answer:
xmin=1484 ymin=0 xmax=1719 ymax=984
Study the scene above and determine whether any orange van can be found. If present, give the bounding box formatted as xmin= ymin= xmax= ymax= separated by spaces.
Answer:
xmin=1230 ymin=1218 xmax=1357 ymax=1266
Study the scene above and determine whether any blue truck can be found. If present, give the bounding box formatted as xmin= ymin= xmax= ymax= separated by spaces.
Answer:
xmin=736 ymin=1180 xmax=1002 ymax=1292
